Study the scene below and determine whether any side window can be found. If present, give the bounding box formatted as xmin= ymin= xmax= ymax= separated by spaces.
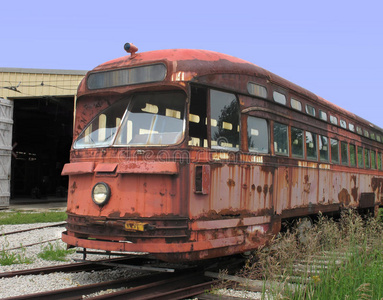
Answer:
xmin=319 ymin=135 xmax=329 ymax=162
xmin=291 ymin=98 xmax=302 ymax=111
xmin=291 ymin=127 xmax=304 ymax=158
xmin=365 ymin=149 xmax=370 ymax=168
xmin=273 ymin=91 xmax=287 ymax=105
xmin=273 ymin=122 xmax=289 ymax=156
xmin=247 ymin=116 xmax=268 ymax=153
xmin=378 ymin=152 xmax=382 ymax=170
xmin=371 ymin=150 xmax=376 ymax=169
xmin=356 ymin=127 xmax=363 ymax=135
xmin=358 ymin=147 xmax=364 ymax=168
xmin=319 ymin=110 xmax=328 ymax=121
xmin=306 ymin=131 xmax=317 ymax=160
xmin=341 ymin=142 xmax=349 ymax=165
xmin=247 ymin=83 xmax=267 ymax=98
xmin=330 ymin=115 xmax=338 ymax=125
xmin=331 ymin=139 xmax=339 ymax=164
xmin=306 ymin=104 xmax=316 ymax=117
xmin=210 ymin=89 xmax=239 ymax=150
xmin=189 ymin=86 xmax=208 ymax=147
xmin=350 ymin=144 xmax=356 ymax=167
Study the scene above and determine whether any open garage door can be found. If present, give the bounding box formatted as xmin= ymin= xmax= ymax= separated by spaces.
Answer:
xmin=11 ymin=96 xmax=73 ymax=201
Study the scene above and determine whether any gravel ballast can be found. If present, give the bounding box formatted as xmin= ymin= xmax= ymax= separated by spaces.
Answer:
xmin=0 ymin=222 xmax=264 ymax=299
xmin=0 ymin=223 xmax=143 ymax=298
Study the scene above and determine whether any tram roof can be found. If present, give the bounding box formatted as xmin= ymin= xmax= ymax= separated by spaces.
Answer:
xmin=93 ymin=48 xmax=315 ymax=97
xmin=90 ymin=49 xmax=382 ymax=133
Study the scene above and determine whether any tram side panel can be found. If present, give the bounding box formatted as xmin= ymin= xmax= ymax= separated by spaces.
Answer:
xmin=275 ymin=163 xmax=380 ymax=220
xmin=188 ymin=161 xmax=274 ymax=253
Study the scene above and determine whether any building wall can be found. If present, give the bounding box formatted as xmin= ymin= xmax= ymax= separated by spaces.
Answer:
xmin=0 ymin=68 xmax=87 ymax=206
xmin=0 ymin=68 xmax=86 ymax=98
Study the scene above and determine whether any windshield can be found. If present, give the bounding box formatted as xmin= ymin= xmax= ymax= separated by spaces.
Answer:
xmin=74 ymin=91 xmax=186 ymax=149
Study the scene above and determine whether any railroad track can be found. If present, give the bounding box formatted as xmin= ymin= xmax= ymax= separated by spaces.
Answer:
xmin=1 ymin=222 xmax=246 ymax=300
xmin=0 ymin=254 xmax=181 ymax=279
xmin=0 ymin=222 xmax=67 ymax=251
xmin=203 ymin=250 xmax=355 ymax=298
xmin=0 ymin=222 xmax=67 ymax=236
xmin=3 ymin=267 xmax=215 ymax=300
xmin=1 ymin=255 xmax=246 ymax=300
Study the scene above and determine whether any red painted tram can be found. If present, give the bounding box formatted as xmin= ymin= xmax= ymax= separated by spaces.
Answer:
xmin=61 ymin=43 xmax=383 ymax=261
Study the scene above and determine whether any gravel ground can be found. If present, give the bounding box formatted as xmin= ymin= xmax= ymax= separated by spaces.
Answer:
xmin=0 ymin=223 xmax=145 ymax=298
xmin=0 ymin=223 xmax=264 ymax=299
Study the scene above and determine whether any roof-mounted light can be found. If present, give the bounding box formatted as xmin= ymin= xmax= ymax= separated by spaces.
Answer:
xmin=124 ymin=43 xmax=138 ymax=57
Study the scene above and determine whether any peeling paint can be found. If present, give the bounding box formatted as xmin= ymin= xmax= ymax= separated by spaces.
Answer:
xmin=338 ymin=188 xmax=351 ymax=206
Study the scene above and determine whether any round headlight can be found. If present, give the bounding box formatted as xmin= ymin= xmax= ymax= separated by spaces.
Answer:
xmin=92 ymin=182 xmax=111 ymax=206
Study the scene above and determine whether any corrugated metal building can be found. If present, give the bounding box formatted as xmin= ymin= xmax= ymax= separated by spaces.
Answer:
xmin=0 ymin=68 xmax=87 ymax=206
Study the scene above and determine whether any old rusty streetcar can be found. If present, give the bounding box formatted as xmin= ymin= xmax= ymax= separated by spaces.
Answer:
xmin=61 ymin=44 xmax=383 ymax=261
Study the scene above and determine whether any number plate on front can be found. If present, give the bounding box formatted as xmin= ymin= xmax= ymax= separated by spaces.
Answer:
xmin=124 ymin=221 xmax=148 ymax=232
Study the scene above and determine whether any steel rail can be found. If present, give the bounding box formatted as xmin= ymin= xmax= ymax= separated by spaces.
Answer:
xmin=0 ymin=256 xmax=144 ymax=279
xmin=5 ymin=238 xmax=61 ymax=251
xmin=85 ymin=271 xmax=213 ymax=299
xmin=3 ymin=270 xmax=198 ymax=300
xmin=0 ymin=222 xmax=67 ymax=236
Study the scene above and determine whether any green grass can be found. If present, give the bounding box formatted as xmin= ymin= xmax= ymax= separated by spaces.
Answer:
xmin=303 ymin=247 xmax=383 ymax=300
xmin=0 ymin=211 xmax=67 ymax=225
xmin=223 ymin=210 xmax=383 ymax=300
xmin=37 ymin=242 xmax=75 ymax=261
xmin=0 ymin=243 xmax=33 ymax=265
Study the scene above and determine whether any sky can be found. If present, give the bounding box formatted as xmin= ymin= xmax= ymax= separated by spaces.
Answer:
xmin=2 ymin=0 xmax=383 ymax=127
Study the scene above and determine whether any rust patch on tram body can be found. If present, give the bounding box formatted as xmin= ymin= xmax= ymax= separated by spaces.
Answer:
xmin=338 ymin=188 xmax=351 ymax=206
xmin=371 ymin=177 xmax=383 ymax=193
xmin=351 ymin=175 xmax=359 ymax=202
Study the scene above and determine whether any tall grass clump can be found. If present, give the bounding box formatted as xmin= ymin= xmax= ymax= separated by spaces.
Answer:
xmin=37 ymin=241 xmax=75 ymax=261
xmin=232 ymin=209 xmax=383 ymax=299
xmin=0 ymin=239 xmax=33 ymax=265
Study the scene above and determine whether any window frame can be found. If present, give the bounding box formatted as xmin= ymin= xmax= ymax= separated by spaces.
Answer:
xmin=247 ymin=115 xmax=269 ymax=154
xmin=247 ymin=82 xmax=268 ymax=99
xmin=273 ymin=91 xmax=287 ymax=105
xmin=330 ymin=138 xmax=340 ymax=164
xmin=291 ymin=98 xmax=302 ymax=111
xmin=305 ymin=104 xmax=316 ymax=117
xmin=357 ymin=146 xmax=364 ymax=168
xmin=349 ymin=144 xmax=357 ymax=167
xmin=209 ymin=89 xmax=240 ymax=151
xmin=273 ymin=122 xmax=289 ymax=156
xmin=341 ymin=141 xmax=349 ymax=165
xmin=319 ymin=110 xmax=328 ymax=121
xmin=319 ymin=135 xmax=329 ymax=162
xmin=291 ymin=127 xmax=304 ymax=158
xmin=364 ymin=148 xmax=370 ymax=168
xmin=330 ymin=115 xmax=338 ymax=125
xmin=371 ymin=150 xmax=377 ymax=169
xmin=306 ymin=131 xmax=318 ymax=161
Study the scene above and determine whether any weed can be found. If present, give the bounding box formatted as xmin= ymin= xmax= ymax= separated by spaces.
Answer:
xmin=0 ymin=241 xmax=33 ymax=265
xmin=37 ymin=242 xmax=75 ymax=261
xmin=220 ymin=209 xmax=383 ymax=299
